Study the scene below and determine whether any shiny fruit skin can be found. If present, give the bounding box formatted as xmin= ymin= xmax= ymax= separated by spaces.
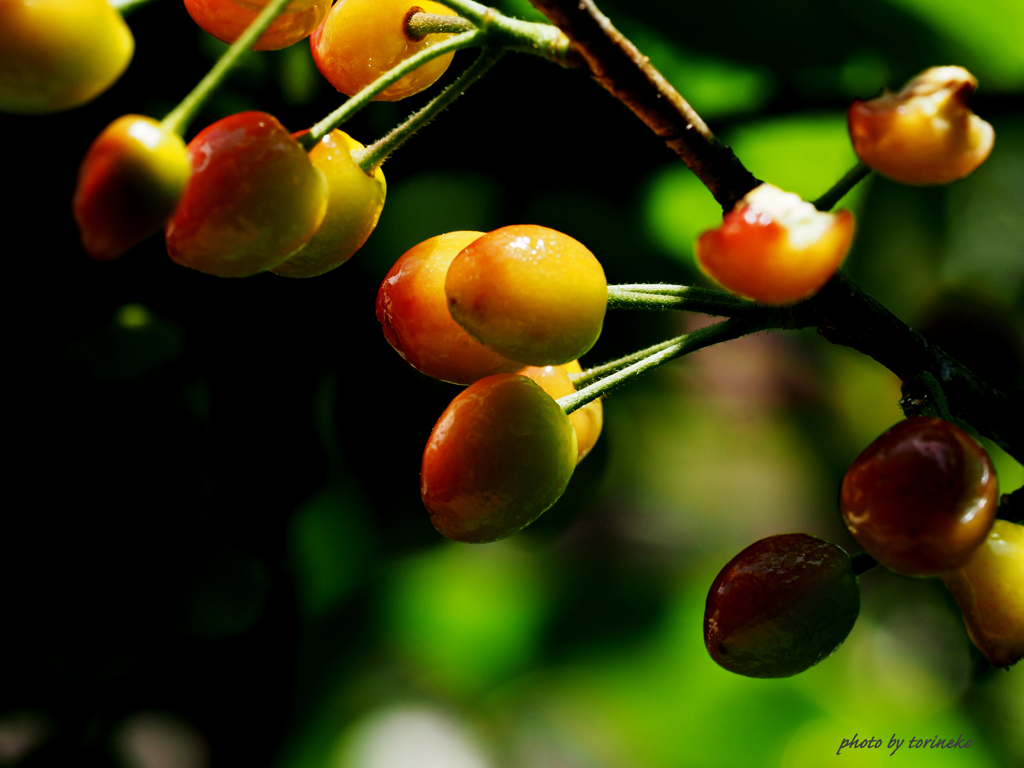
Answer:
xmin=941 ymin=520 xmax=1024 ymax=669
xmin=517 ymin=360 xmax=603 ymax=464
xmin=310 ymin=0 xmax=459 ymax=102
xmin=165 ymin=112 xmax=328 ymax=278
xmin=0 ymin=0 xmax=133 ymax=114
xmin=73 ymin=115 xmax=190 ymax=261
xmin=704 ymin=534 xmax=860 ymax=678
xmin=445 ymin=225 xmax=607 ymax=366
xmin=421 ymin=374 xmax=578 ymax=543
xmin=272 ymin=130 xmax=386 ymax=278
xmin=695 ymin=183 xmax=854 ymax=305
xmin=183 ymin=0 xmax=330 ymax=51
xmin=840 ymin=417 xmax=998 ymax=577
xmin=376 ymin=231 xmax=522 ymax=384
xmin=848 ymin=66 xmax=994 ymax=186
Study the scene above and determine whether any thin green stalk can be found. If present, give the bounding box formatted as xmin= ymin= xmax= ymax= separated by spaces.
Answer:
xmin=920 ymin=371 xmax=954 ymax=421
xmin=607 ymin=284 xmax=755 ymax=315
xmin=160 ymin=0 xmax=292 ymax=136
xmin=439 ymin=0 xmax=579 ymax=66
xmin=406 ymin=11 xmax=477 ymax=39
xmin=351 ymin=49 xmax=503 ymax=172
xmin=558 ymin=315 xmax=781 ymax=415
xmin=813 ymin=162 xmax=872 ymax=211
xmin=299 ymin=30 xmax=486 ymax=150
xmin=568 ymin=337 xmax=682 ymax=388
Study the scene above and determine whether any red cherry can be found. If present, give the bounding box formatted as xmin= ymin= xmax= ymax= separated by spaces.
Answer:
xmin=183 ymin=0 xmax=330 ymax=51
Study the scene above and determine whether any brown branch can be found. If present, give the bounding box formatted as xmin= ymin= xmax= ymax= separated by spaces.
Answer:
xmin=786 ymin=272 xmax=1024 ymax=462
xmin=528 ymin=0 xmax=758 ymax=210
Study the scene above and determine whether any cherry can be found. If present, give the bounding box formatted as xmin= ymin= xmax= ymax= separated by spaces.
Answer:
xmin=183 ymin=0 xmax=331 ymax=52
xmin=272 ymin=130 xmax=386 ymax=278
xmin=848 ymin=66 xmax=995 ymax=186
xmin=165 ymin=111 xmax=328 ymax=277
xmin=376 ymin=231 xmax=523 ymax=384
xmin=517 ymin=361 xmax=603 ymax=464
xmin=311 ymin=0 xmax=460 ymax=102
xmin=421 ymin=373 xmax=578 ymax=543
xmin=704 ymin=533 xmax=860 ymax=678
xmin=941 ymin=519 xmax=1024 ymax=669
xmin=445 ymin=224 xmax=607 ymax=366
xmin=840 ymin=417 xmax=998 ymax=577
xmin=695 ymin=183 xmax=855 ymax=305
xmin=0 ymin=0 xmax=133 ymax=114
xmin=73 ymin=115 xmax=190 ymax=261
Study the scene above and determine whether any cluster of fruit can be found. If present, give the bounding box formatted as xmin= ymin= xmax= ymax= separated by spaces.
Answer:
xmin=705 ymin=417 xmax=1023 ymax=678
xmin=376 ymin=226 xmax=607 ymax=542
xmin=2 ymin=0 xmax=467 ymax=276
xmin=695 ymin=66 xmax=994 ymax=305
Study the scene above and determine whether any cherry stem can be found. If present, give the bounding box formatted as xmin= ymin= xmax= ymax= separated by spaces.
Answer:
xmin=812 ymin=162 xmax=872 ymax=211
xmin=919 ymin=371 xmax=954 ymax=421
xmin=440 ymin=0 xmax=581 ymax=66
xmin=298 ymin=30 xmax=485 ymax=151
xmin=607 ymin=284 xmax=756 ymax=315
xmin=351 ymin=48 xmax=504 ymax=173
xmin=558 ymin=314 xmax=782 ymax=415
xmin=109 ymin=0 xmax=157 ymax=14
xmin=405 ymin=11 xmax=477 ymax=40
xmin=160 ymin=0 xmax=293 ymax=137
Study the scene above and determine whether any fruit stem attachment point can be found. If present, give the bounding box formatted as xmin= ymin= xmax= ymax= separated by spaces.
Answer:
xmin=160 ymin=0 xmax=293 ymax=137
xmin=813 ymin=162 xmax=872 ymax=212
xmin=607 ymin=284 xmax=757 ymax=315
xmin=405 ymin=10 xmax=477 ymax=40
xmin=558 ymin=314 xmax=782 ymax=415
xmin=299 ymin=29 xmax=486 ymax=152
xmin=351 ymin=48 xmax=503 ymax=173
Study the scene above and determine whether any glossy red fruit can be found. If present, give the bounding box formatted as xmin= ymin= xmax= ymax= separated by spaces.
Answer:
xmin=695 ymin=183 xmax=854 ymax=305
xmin=941 ymin=519 xmax=1024 ymax=669
xmin=165 ymin=111 xmax=328 ymax=277
xmin=848 ymin=66 xmax=994 ymax=186
xmin=184 ymin=0 xmax=331 ymax=51
xmin=445 ymin=225 xmax=607 ymax=366
xmin=311 ymin=0 xmax=460 ymax=101
xmin=73 ymin=115 xmax=190 ymax=261
xmin=517 ymin=361 xmax=603 ymax=464
xmin=840 ymin=417 xmax=998 ymax=577
xmin=0 ymin=0 xmax=134 ymax=114
xmin=704 ymin=534 xmax=860 ymax=678
xmin=376 ymin=231 xmax=523 ymax=384
xmin=272 ymin=130 xmax=386 ymax=278
xmin=421 ymin=374 xmax=577 ymax=543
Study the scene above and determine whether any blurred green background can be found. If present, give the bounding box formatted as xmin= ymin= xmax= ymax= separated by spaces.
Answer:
xmin=1 ymin=0 xmax=1022 ymax=766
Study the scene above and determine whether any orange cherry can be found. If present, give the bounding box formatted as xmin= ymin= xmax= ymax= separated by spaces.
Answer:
xmin=184 ymin=0 xmax=331 ymax=51
xmin=517 ymin=360 xmax=603 ymax=464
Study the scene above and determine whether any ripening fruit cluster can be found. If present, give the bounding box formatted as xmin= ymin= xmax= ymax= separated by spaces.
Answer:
xmin=377 ymin=227 xmax=607 ymax=543
xmin=67 ymin=0 xmax=463 ymax=269
xmin=695 ymin=66 xmax=993 ymax=306
xmin=705 ymin=416 xmax=1020 ymax=679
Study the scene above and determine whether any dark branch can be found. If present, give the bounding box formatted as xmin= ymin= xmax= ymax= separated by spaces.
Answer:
xmin=528 ymin=0 xmax=759 ymax=210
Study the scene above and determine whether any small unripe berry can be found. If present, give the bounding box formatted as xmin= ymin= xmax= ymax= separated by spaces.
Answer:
xmin=941 ymin=519 xmax=1024 ymax=669
xmin=0 ymin=0 xmax=134 ymax=114
xmin=704 ymin=534 xmax=860 ymax=678
xmin=73 ymin=115 xmax=190 ymax=261
xmin=376 ymin=231 xmax=523 ymax=384
xmin=165 ymin=112 xmax=328 ymax=278
xmin=848 ymin=66 xmax=994 ymax=185
xmin=445 ymin=225 xmax=607 ymax=366
xmin=272 ymin=130 xmax=386 ymax=278
xmin=695 ymin=184 xmax=854 ymax=305
xmin=517 ymin=361 xmax=603 ymax=464
xmin=421 ymin=374 xmax=577 ymax=543
xmin=840 ymin=417 xmax=998 ymax=577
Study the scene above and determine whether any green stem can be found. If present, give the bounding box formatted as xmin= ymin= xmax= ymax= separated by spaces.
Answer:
xmin=299 ymin=29 xmax=486 ymax=151
xmin=607 ymin=284 xmax=756 ymax=315
xmin=812 ymin=162 xmax=872 ymax=211
xmin=160 ymin=0 xmax=292 ymax=136
xmin=352 ymin=49 xmax=503 ymax=172
xmin=441 ymin=0 xmax=580 ymax=66
xmin=406 ymin=11 xmax=477 ymax=39
xmin=109 ymin=0 xmax=157 ymax=14
xmin=920 ymin=371 xmax=954 ymax=421
xmin=558 ymin=315 xmax=781 ymax=415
